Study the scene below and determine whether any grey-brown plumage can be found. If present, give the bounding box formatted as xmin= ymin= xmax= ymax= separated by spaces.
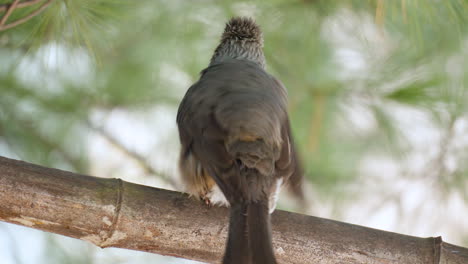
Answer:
xmin=177 ymin=17 xmax=302 ymax=264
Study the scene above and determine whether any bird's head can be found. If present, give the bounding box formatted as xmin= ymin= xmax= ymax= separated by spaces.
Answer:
xmin=210 ymin=17 xmax=266 ymax=69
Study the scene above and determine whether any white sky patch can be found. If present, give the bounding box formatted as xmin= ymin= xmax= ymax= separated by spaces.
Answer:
xmin=189 ymin=6 xmax=224 ymax=34
xmin=232 ymin=2 xmax=259 ymax=18
xmin=15 ymin=42 xmax=93 ymax=95
xmin=445 ymin=53 xmax=465 ymax=79
xmin=0 ymin=223 xmax=45 ymax=264
xmin=322 ymin=8 xmax=393 ymax=80
xmin=399 ymin=180 xmax=428 ymax=215
xmin=334 ymin=48 xmax=367 ymax=73
xmin=159 ymin=63 xmax=194 ymax=97
xmin=453 ymin=117 xmax=468 ymax=152
xmin=359 ymin=155 xmax=399 ymax=180
xmin=366 ymin=203 xmax=399 ymax=231
xmin=88 ymin=105 xmax=180 ymax=190
xmin=383 ymin=103 xmax=442 ymax=149
xmin=338 ymin=102 xmax=378 ymax=135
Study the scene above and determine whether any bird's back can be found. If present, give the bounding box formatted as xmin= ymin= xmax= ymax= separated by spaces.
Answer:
xmin=177 ymin=59 xmax=288 ymax=151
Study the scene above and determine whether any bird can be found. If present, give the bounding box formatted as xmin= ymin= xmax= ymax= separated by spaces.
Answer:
xmin=176 ymin=17 xmax=303 ymax=264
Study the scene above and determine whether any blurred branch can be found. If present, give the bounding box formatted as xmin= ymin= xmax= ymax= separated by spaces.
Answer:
xmin=0 ymin=0 xmax=45 ymax=12
xmin=307 ymin=92 xmax=326 ymax=153
xmin=429 ymin=116 xmax=458 ymax=182
xmin=0 ymin=0 xmax=20 ymax=26
xmin=0 ymin=0 xmax=54 ymax=32
xmin=401 ymin=0 xmax=407 ymax=24
xmin=375 ymin=0 xmax=384 ymax=27
xmin=1 ymin=156 xmax=468 ymax=263
xmin=86 ymin=120 xmax=178 ymax=188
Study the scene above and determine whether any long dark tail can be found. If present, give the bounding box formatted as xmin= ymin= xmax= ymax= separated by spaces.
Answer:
xmin=208 ymin=137 xmax=278 ymax=264
xmin=247 ymin=201 xmax=277 ymax=264
xmin=223 ymin=203 xmax=250 ymax=264
xmin=223 ymin=200 xmax=277 ymax=264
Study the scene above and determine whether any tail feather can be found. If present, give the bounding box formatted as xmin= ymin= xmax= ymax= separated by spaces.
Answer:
xmin=223 ymin=201 xmax=277 ymax=264
xmin=223 ymin=203 xmax=250 ymax=264
xmin=247 ymin=201 xmax=277 ymax=264
xmin=208 ymin=138 xmax=279 ymax=264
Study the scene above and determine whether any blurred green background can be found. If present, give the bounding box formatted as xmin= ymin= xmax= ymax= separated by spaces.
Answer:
xmin=0 ymin=0 xmax=467 ymax=263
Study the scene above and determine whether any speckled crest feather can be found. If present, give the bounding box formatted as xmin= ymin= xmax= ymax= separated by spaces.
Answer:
xmin=210 ymin=17 xmax=266 ymax=68
xmin=221 ymin=17 xmax=263 ymax=45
